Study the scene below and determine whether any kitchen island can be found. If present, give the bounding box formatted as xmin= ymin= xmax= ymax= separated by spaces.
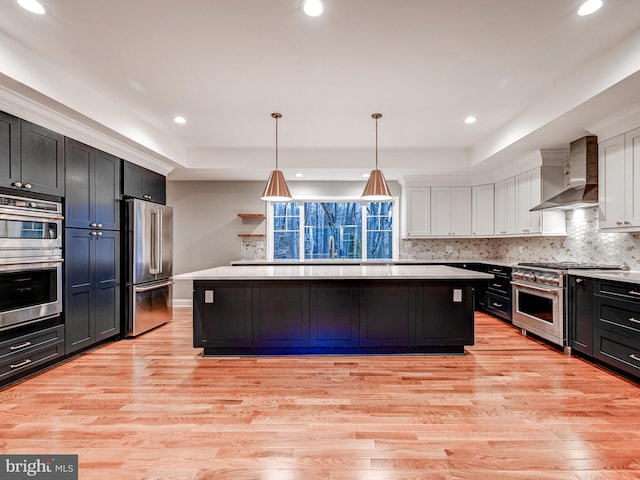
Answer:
xmin=175 ymin=265 xmax=493 ymax=356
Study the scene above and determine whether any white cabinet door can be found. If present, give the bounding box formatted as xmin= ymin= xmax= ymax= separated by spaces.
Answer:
xmin=494 ymin=177 xmax=515 ymax=235
xmin=472 ymin=184 xmax=494 ymax=236
xmin=430 ymin=186 xmax=471 ymax=236
xmin=599 ymin=134 xmax=626 ymax=229
xmin=404 ymin=186 xmax=431 ymax=236
xmin=515 ymin=168 xmax=541 ymax=234
xmin=625 ymin=127 xmax=640 ymax=228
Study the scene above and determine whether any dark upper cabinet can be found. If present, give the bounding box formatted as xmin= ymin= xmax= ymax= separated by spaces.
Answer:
xmin=0 ymin=111 xmax=21 ymax=188
xmin=65 ymin=138 xmax=120 ymax=230
xmin=0 ymin=115 xmax=64 ymax=197
xmin=65 ymin=228 xmax=120 ymax=354
xmin=20 ymin=121 xmax=65 ymax=196
xmin=122 ymin=160 xmax=166 ymax=204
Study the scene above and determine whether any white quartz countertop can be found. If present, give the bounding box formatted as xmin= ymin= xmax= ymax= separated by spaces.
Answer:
xmin=175 ymin=264 xmax=495 ymax=281
xmin=568 ymin=270 xmax=640 ymax=285
xmin=230 ymin=259 xmax=516 ymax=267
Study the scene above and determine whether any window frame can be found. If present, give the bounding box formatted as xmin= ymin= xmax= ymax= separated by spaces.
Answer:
xmin=266 ymin=196 xmax=399 ymax=261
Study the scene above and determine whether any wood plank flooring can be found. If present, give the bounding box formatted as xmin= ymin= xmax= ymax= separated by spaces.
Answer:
xmin=1 ymin=309 xmax=639 ymax=479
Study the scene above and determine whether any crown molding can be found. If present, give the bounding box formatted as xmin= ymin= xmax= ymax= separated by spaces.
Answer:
xmin=586 ymin=102 xmax=640 ymax=141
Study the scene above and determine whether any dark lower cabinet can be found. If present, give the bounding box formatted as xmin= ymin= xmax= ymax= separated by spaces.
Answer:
xmin=193 ymin=281 xmax=253 ymax=348
xmin=569 ymin=276 xmax=594 ymax=356
xmin=193 ymin=279 xmax=475 ymax=355
xmin=254 ymin=281 xmax=310 ymax=348
xmin=359 ymin=281 xmax=413 ymax=347
xmin=309 ymin=282 xmax=359 ymax=347
xmin=65 ymin=228 xmax=120 ymax=354
xmin=417 ymin=283 xmax=473 ymax=346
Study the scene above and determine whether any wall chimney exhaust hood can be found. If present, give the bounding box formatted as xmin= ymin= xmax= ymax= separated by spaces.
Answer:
xmin=530 ymin=135 xmax=598 ymax=211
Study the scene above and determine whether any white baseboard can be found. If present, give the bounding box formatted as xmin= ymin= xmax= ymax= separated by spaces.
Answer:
xmin=173 ymin=299 xmax=192 ymax=308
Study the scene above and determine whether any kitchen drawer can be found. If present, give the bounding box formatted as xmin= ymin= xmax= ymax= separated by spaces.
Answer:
xmin=597 ymin=281 xmax=640 ymax=303
xmin=0 ymin=343 xmax=65 ymax=382
xmin=486 ymin=266 xmax=510 ymax=277
xmin=596 ymin=299 xmax=640 ymax=340
xmin=594 ymin=327 xmax=640 ymax=380
xmin=486 ymin=293 xmax=511 ymax=321
xmin=0 ymin=325 xmax=65 ymax=360
xmin=487 ymin=277 xmax=510 ymax=295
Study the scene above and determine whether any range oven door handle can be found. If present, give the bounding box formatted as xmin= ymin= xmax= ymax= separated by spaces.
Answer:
xmin=0 ymin=210 xmax=64 ymax=221
xmin=511 ymin=281 xmax=561 ymax=295
xmin=0 ymin=259 xmax=64 ymax=267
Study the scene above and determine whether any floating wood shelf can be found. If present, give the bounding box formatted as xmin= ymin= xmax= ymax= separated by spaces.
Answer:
xmin=237 ymin=213 xmax=265 ymax=219
xmin=237 ymin=233 xmax=265 ymax=238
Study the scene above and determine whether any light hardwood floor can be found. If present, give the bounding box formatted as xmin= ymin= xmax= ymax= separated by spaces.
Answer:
xmin=1 ymin=309 xmax=639 ymax=480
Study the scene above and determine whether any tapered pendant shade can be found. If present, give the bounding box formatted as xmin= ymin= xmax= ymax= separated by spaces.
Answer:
xmin=361 ymin=169 xmax=392 ymax=200
xmin=261 ymin=169 xmax=292 ymax=201
xmin=261 ymin=112 xmax=292 ymax=201
xmin=361 ymin=113 xmax=392 ymax=201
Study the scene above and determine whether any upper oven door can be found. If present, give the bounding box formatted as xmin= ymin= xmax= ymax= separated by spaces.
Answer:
xmin=0 ymin=210 xmax=63 ymax=251
xmin=0 ymin=259 xmax=63 ymax=329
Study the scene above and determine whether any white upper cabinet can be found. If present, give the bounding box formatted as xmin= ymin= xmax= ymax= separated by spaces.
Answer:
xmin=514 ymin=167 xmax=566 ymax=235
xmin=599 ymin=127 xmax=640 ymax=230
xmin=403 ymin=186 xmax=431 ymax=237
xmin=494 ymin=177 xmax=516 ymax=235
xmin=472 ymin=184 xmax=494 ymax=236
xmin=430 ymin=186 xmax=472 ymax=236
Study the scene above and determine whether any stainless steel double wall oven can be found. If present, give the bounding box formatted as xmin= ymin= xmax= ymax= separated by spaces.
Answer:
xmin=0 ymin=193 xmax=63 ymax=330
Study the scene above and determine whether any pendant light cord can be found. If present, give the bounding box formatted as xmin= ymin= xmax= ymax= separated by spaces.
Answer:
xmin=272 ymin=112 xmax=282 ymax=171
xmin=372 ymin=113 xmax=382 ymax=170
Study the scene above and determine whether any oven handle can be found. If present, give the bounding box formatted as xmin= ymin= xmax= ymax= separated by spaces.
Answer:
xmin=511 ymin=281 xmax=561 ymax=295
xmin=0 ymin=210 xmax=64 ymax=221
xmin=0 ymin=259 xmax=64 ymax=267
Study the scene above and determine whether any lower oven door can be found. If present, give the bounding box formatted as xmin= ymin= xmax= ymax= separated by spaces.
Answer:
xmin=512 ymin=281 xmax=565 ymax=346
xmin=0 ymin=259 xmax=63 ymax=329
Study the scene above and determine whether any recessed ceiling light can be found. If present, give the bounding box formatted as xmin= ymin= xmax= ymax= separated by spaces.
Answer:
xmin=577 ymin=0 xmax=603 ymax=16
xmin=295 ymin=173 xmax=304 ymax=178
xmin=173 ymin=116 xmax=187 ymax=124
xmin=362 ymin=173 xmax=370 ymax=178
xmin=464 ymin=115 xmax=478 ymax=124
xmin=302 ymin=0 xmax=324 ymax=17
xmin=17 ymin=0 xmax=46 ymax=15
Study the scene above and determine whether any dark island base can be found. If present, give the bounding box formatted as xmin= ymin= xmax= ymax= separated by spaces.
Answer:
xmin=202 ymin=345 xmax=465 ymax=356
xmin=193 ymin=279 xmax=475 ymax=356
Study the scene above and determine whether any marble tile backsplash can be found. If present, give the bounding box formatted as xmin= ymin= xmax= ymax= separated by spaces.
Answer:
xmin=241 ymin=207 xmax=640 ymax=269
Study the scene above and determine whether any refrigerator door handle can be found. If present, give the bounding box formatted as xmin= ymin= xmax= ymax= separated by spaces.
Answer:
xmin=158 ymin=210 xmax=163 ymax=274
xmin=150 ymin=209 xmax=161 ymax=274
xmin=134 ymin=280 xmax=175 ymax=293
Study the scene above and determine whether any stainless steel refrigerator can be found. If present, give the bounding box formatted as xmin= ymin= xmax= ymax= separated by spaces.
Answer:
xmin=124 ymin=198 xmax=173 ymax=337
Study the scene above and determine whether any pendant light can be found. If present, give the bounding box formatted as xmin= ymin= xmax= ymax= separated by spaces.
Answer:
xmin=261 ymin=113 xmax=293 ymax=201
xmin=361 ymin=113 xmax=392 ymax=201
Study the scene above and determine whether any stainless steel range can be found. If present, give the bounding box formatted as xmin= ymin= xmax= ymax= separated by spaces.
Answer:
xmin=511 ymin=262 xmax=627 ymax=352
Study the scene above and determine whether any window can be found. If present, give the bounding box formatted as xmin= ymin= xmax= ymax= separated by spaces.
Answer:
xmin=270 ymin=200 xmax=396 ymax=261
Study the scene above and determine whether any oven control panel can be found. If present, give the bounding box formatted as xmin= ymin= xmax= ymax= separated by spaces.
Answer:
xmin=512 ymin=268 xmax=563 ymax=287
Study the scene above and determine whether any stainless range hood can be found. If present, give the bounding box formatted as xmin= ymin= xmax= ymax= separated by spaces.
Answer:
xmin=530 ymin=136 xmax=598 ymax=211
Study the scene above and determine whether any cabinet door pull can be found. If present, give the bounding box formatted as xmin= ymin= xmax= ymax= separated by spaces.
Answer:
xmin=617 ymin=221 xmax=623 ymax=226
xmin=630 ymin=354 xmax=640 ymax=362
xmin=624 ymin=221 xmax=631 ymax=225
xmin=492 ymin=283 xmax=502 ymax=287
xmin=10 ymin=341 xmax=32 ymax=351
xmin=96 ymin=231 xmax=103 ymax=236
xmin=24 ymin=183 xmax=32 ymax=190
xmin=492 ymin=302 xmax=503 ymax=308
xmin=90 ymin=222 xmax=97 ymax=227
xmin=12 ymin=181 xmax=23 ymax=188
xmin=629 ymin=318 xmax=640 ymax=324
xmin=628 ymin=291 xmax=640 ymax=297
xmin=10 ymin=358 xmax=32 ymax=369
xmin=90 ymin=231 xmax=98 ymax=236
xmin=96 ymin=223 xmax=103 ymax=228
xmin=575 ymin=278 xmax=583 ymax=284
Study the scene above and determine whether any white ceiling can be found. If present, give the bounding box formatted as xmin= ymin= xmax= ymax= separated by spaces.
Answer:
xmin=0 ymin=0 xmax=639 ymax=182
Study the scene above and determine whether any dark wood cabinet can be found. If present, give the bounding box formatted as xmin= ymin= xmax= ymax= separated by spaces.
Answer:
xmin=309 ymin=281 xmax=359 ymax=347
xmin=65 ymin=138 xmax=121 ymax=230
xmin=417 ymin=283 xmax=473 ymax=346
xmin=569 ymin=276 xmax=594 ymax=356
xmin=359 ymin=281 xmax=414 ymax=347
xmin=193 ymin=281 xmax=253 ymax=348
xmin=192 ymin=279 xmax=475 ymax=355
xmin=65 ymin=228 xmax=120 ymax=354
xmin=0 ymin=111 xmax=21 ymax=189
xmin=484 ymin=265 xmax=512 ymax=321
xmin=122 ymin=160 xmax=166 ymax=204
xmin=0 ymin=114 xmax=64 ymax=196
xmin=253 ymin=281 xmax=309 ymax=348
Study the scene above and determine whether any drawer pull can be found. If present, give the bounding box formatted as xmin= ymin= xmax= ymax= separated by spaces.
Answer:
xmin=492 ymin=302 xmax=503 ymax=308
xmin=10 ymin=341 xmax=32 ymax=351
xmin=630 ymin=354 xmax=640 ymax=362
xmin=630 ymin=318 xmax=640 ymax=324
xmin=10 ymin=358 xmax=32 ymax=369
xmin=629 ymin=291 xmax=640 ymax=297
xmin=492 ymin=283 xmax=503 ymax=288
